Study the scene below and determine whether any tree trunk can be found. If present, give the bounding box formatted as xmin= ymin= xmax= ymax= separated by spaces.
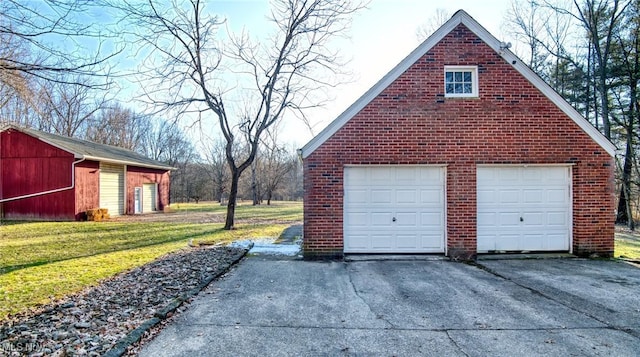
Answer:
xmin=598 ymin=74 xmax=611 ymax=139
xmin=251 ymin=160 xmax=259 ymax=206
xmin=616 ymin=127 xmax=634 ymax=229
xmin=224 ymin=170 xmax=240 ymax=230
xmin=267 ymin=191 xmax=272 ymax=205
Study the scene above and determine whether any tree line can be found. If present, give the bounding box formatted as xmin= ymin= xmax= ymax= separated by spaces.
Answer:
xmin=1 ymin=0 xmax=309 ymax=211
xmin=505 ymin=0 xmax=639 ymax=228
xmin=5 ymin=0 xmax=638 ymax=228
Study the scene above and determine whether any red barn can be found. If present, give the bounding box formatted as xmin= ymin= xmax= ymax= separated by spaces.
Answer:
xmin=300 ymin=10 xmax=616 ymax=259
xmin=0 ymin=124 xmax=173 ymax=220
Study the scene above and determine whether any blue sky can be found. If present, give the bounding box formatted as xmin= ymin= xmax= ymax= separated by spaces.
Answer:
xmin=272 ymin=0 xmax=515 ymax=146
xmin=114 ymin=1 xmax=515 ymax=148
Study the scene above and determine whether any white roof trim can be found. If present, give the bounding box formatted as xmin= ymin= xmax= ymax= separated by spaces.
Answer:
xmin=300 ymin=10 xmax=616 ymax=158
xmin=84 ymin=155 xmax=174 ymax=171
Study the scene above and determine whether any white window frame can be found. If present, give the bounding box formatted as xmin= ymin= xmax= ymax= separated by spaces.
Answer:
xmin=444 ymin=66 xmax=478 ymax=98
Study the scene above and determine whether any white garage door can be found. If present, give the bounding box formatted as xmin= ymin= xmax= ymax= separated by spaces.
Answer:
xmin=477 ymin=166 xmax=571 ymax=253
xmin=344 ymin=166 xmax=445 ymax=253
xmin=99 ymin=163 xmax=125 ymax=216
xmin=143 ymin=183 xmax=157 ymax=213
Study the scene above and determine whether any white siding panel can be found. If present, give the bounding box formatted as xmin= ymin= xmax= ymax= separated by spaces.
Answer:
xmin=99 ymin=163 xmax=124 ymax=216
xmin=143 ymin=183 xmax=157 ymax=213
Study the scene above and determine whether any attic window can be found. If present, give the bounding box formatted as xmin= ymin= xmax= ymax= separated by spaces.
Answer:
xmin=444 ymin=66 xmax=478 ymax=97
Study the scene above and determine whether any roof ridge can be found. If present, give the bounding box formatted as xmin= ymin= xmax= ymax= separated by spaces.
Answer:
xmin=1 ymin=124 xmax=175 ymax=170
xmin=300 ymin=9 xmax=615 ymax=158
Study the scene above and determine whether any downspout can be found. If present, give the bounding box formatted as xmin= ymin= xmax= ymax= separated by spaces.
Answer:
xmin=0 ymin=157 xmax=86 ymax=203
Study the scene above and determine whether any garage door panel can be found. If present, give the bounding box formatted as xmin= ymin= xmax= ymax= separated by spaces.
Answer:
xmin=345 ymin=235 xmax=369 ymax=250
xmin=421 ymin=234 xmax=445 ymax=249
xmin=420 ymin=189 xmax=443 ymax=205
xmin=344 ymin=166 xmax=445 ymax=253
xmin=523 ymin=233 xmax=545 ymax=250
xmin=477 ymin=166 xmax=570 ymax=253
xmin=371 ymin=235 xmax=393 ymax=249
xmin=420 ymin=212 xmax=443 ymax=227
xmin=346 ymin=189 xmax=368 ymax=204
xmin=371 ymin=212 xmax=393 ymax=227
xmin=477 ymin=212 xmax=496 ymax=227
xmin=347 ymin=168 xmax=368 ymax=182
xmin=397 ymin=189 xmax=419 ymax=204
xmin=496 ymin=234 xmax=521 ymax=250
xmin=547 ymin=212 xmax=568 ymax=226
xmin=371 ymin=189 xmax=392 ymax=204
xmin=370 ymin=169 xmax=393 ymax=183
xmin=397 ymin=234 xmax=418 ymax=248
xmin=395 ymin=167 xmax=418 ymax=183
xmin=497 ymin=168 xmax=519 ymax=182
xmin=477 ymin=189 xmax=496 ymax=203
xmin=523 ymin=212 xmax=544 ymax=226
xmin=523 ymin=189 xmax=544 ymax=204
xmin=547 ymin=189 xmax=568 ymax=203
xmin=346 ymin=212 xmax=368 ymax=226
xmin=546 ymin=234 xmax=569 ymax=250
xmin=396 ymin=212 xmax=417 ymax=226
xmin=498 ymin=212 xmax=520 ymax=227
xmin=500 ymin=190 xmax=519 ymax=204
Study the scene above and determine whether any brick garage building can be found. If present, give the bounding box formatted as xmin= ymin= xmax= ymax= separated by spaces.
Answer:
xmin=300 ymin=10 xmax=616 ymax=259
xmin=0 ymin=125 xmax=173 ymax=220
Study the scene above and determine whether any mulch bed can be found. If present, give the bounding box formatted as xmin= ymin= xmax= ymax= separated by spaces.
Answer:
xmin=0 ymin=246 xmax=247 ymax=356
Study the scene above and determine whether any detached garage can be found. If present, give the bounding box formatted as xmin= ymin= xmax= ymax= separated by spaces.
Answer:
xmin=300 ymin=10 xmax=615 ymax=259
xmin=0 ymin=125 xmax=173 ymax=220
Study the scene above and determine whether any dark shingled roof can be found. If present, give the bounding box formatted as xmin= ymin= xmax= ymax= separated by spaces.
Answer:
xmin=1 ymin=124 xmax=174 ymax=170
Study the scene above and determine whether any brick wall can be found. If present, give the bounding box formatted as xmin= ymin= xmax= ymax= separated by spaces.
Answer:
xmin=303 ymin=24 xmax=615 ymax=259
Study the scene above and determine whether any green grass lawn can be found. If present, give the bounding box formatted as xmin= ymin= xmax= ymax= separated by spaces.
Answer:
xmin=615 ymin=231 xmax=640 ymax=260
xmin=0 ymin=201 xmax=302 ymax=321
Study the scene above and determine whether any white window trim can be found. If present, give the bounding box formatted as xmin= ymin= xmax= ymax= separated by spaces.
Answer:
xmin=444 ymin=65 xmax=478 ymax=98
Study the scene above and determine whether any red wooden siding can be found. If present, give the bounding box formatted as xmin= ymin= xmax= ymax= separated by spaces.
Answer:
xmin=74 ymin=160 xmax=100 ymax=220
xmin=303 ymin=24 xmax=615 ymax=259
xmin=126 ymin=166 xmax=170 ymax=214
xmin=1 ymin=129 xmax=76 ymax=220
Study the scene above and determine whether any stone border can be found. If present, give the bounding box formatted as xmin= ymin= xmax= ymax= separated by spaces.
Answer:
xmin=103 ymin=248 xmax=248 ymax=357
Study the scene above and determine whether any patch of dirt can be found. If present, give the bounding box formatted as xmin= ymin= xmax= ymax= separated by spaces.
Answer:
xmin=111 ymin=210 xmax=302 ymax=227
xmin=111 ymin=211 xmax=227 ymax=224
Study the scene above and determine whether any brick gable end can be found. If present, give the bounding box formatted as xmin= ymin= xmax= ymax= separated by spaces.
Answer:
xmin=303 ymin=24 xmax=615 ymax=259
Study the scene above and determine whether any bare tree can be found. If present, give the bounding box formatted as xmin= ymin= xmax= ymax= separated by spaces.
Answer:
xmin=202 ymin=139 xmax=231 ymax=203
xmin=261 ymin=133 xmax=295 ymax=205
xmin=0 ymin=0 xmax=118 ymax=87
xmin=143 ymin=119 xmax=193 ymax=165
xmin=35 ymin=76 xmax=109 ymax=137
xmin=111 ymin=0 xmax=364 ymax=229
xmin=416 ymin=8 xmax=451 ymax=41
xmin=536 ymin=0 xmax=631 ymax=139
xmin=86 ymin=104 xmax=151 ymax=151
xmin=505 ymin=1 xmax=551 ymax=74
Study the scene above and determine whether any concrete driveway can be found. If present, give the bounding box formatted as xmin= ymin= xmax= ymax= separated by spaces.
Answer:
xmin=139 ymin=257 xmax=640 ymax=356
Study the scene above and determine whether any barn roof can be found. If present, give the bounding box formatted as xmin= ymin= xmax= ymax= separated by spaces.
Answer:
xmin=0 ymin=124 xmax=174 ymax=170
xmin=300 ymin=9 xmax=616 ymax=158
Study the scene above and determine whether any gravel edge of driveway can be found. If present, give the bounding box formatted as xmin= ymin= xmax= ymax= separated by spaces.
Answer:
xmin=0 ymin=246 xmax=248 ymax=357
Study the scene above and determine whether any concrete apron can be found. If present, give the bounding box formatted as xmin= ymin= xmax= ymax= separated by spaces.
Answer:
xmin=139 ymin=257 xmax=640 ymax=357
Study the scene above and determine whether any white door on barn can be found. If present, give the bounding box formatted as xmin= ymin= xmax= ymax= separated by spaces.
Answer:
xmin=99 ymin=163 xmax=125 ymax=216
xmin=134 ymin=187 xmax=142 ymax=214
xmin=343 ymin=166 xmax=446 ymax=253
xmin=476 ymin=166 xmax=571 ymax=253
xmin=143 ymin=183 xmax=157 ymax=213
